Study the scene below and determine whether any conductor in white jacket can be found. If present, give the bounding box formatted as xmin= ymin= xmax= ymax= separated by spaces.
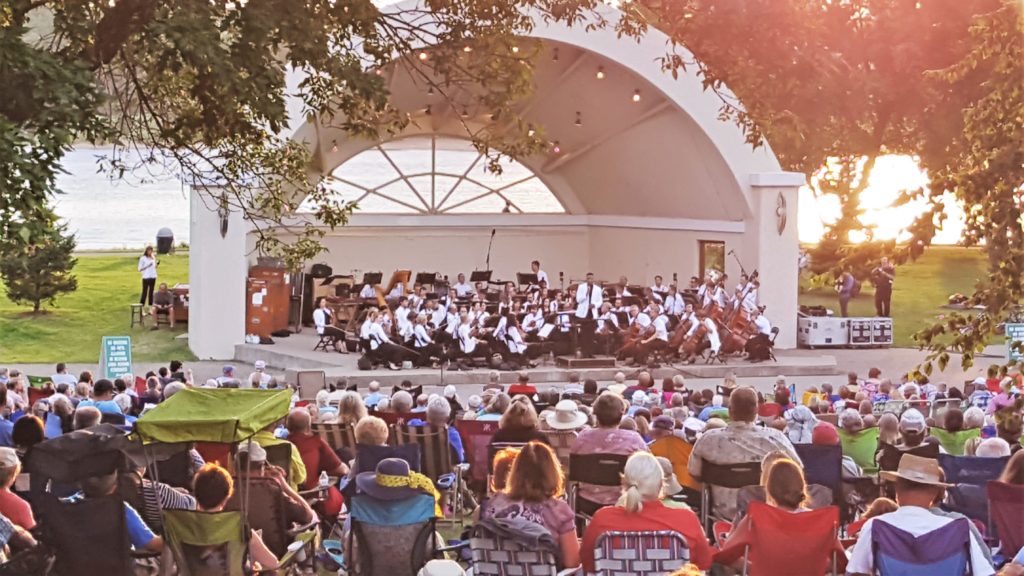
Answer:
xmin=575 ymin=272 xmax=603 ymax=358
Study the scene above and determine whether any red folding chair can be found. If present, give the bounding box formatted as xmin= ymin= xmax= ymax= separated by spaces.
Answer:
xmin=713 ymin=501 xmax=846 ymax=576
xmin=453 ymin=419 xmax=499 ymax=491
xmin=987 ymin=480 xmax=1024 ymax=558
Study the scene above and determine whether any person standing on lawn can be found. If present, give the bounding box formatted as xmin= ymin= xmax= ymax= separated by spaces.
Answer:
xmin=871 ymin=257 xmax=895 ymax=317
xmin=837 ymin=269 xmax=856 ymax=318
xmin=138 ymin=245 xmax=158 ymax=308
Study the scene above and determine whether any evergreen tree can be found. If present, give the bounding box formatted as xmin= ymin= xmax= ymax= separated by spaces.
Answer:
xmin=0 ymin=224 xmax=78 ymax=313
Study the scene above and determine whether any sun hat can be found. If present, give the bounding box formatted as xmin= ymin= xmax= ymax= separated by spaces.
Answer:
xmin=607 ymin=383 xmax=627 ymax=397
xmin=705 ymin=417 xmax=727 ymax=430
xmin=355 ymin=458 xmax=435 ymax=501
xmin=899 ymin=408 xmax=927 ymax=432
xmin=237 ymin=441 xmax=267 ymax=463
xmin=0 ymin=448 xmax=18 ymax=469
xmin=655 ymin=456 xmax=684 ymax=496
xmin=254 ymin=360 xmax=266 ymax=371
xmin=683 ymin=417 xmax=706 ymax=434
xmin=879 ymin=454 xmax=951 ymax=487
xmin=631 ymin=390 xmax=647 ymax=406
xmin=652 ymin=415 xmax=675 ymax=432
xmin=545 ymin=400 xmax=588 ymax=430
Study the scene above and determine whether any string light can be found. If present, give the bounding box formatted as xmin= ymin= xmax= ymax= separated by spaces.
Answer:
xmin=552 ymin=48 xmax=559 ymax=62
xmin=425 ymin=105 xmax=432 ymax=116
xmin=331 ymin=140 xmax=338 ymax=153
xmin=575 ymin=111 xmax=582 ymax=127
xmin=632 ymin=89 xmax=641 ymax=103
xmin=427 ymin=85 xmax=434 ymax=96
xmin=463 ymin=45 xmax=473 ymax=53
xmin=596 ymin=66 xmax=605 ymax=80
xmin=418 ymin=52 xmax=428 ymax=61
xmin=527 ymin=125 xmax=536 ymax=137
xmin=552 ymin=141 xmax=562 ymax=154
xmin=511 ymin=45 xmax=520 ymax=54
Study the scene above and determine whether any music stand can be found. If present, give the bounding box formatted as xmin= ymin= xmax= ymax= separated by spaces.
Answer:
xmin=621 ymin=296 xmax=642 ymax=308
xmin=361 ymin=272 xmax=383 ymax=286
xmin=470 ymin=270 xmax=492 ymax=284
xmin=415 ymin=272 xmax=438 ymax=287
xmin=516 ymin=272 xmax=538 ymax=290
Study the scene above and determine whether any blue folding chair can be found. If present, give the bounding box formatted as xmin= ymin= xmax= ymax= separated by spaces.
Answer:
xmin=938 ymin=454 xmax=1009 ymax=528
xmin=872 ymin=517 xmax=971 ymax=576
xmin=346 ymin=492 xmax=438 ymax=576
xmin=794 ymin=444 xmax=843 ymax=506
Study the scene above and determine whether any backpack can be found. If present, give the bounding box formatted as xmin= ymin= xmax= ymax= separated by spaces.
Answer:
xmin=357 ymin=355 xmax=374 ymax=371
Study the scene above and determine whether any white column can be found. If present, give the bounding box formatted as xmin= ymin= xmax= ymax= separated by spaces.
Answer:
xmin=749 ymin=172 xmax=805 ymax=349
xmin=188 ymin=186 xmax=247 ymax=359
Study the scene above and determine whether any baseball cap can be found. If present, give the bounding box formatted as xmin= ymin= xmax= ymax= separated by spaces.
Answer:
xmin=811 ymin=422 xmax=840 ymax=446
xmin=254 ymin=360 xmax=266 ymax=370
xmin=899 ymin=408 xmax=927 ymax=432
xmin=0 ymin=448 xmax=19 ymax=469
xmin=237 ymin=441 xmax=267 ymax=463
xmin=222 ymin=364 xmax=235 ymax=375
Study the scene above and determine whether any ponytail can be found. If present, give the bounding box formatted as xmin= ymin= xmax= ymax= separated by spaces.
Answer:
xmin=621 ymin=483 xmax=645 ymax=514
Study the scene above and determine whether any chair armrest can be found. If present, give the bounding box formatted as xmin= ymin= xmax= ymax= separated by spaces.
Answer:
xmin=435 ymin=540 xmax=470 ymax=555
xmin=277 ymin=528 xmax=319 ymax=570
xmin=286 ymin=519 xmax=320 ymax=539
xmin=556 ymin=566 xmax=582 ymax=576
xmin=436 ymin=473 xmax=456 ymax=490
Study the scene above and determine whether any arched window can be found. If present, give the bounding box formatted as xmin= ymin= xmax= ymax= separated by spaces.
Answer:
xmin=304 ymin=136 xmax=564 ymax=214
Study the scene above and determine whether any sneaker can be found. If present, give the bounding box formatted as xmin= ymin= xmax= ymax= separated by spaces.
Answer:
xmin=388 ymin=362 xmax=401 ymax=371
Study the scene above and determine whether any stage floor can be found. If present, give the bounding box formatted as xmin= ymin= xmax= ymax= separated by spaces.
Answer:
xmin=235 ymin=332 xmax=839 ymax=389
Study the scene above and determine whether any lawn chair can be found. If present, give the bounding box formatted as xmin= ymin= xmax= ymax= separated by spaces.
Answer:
xmin=544 ymin=429 xmax=579 ymax=477
xmin=713 ymin=501 xmax=844 ymax=576
xmin=311 ymin=422 xmax=358 ymax=456
xmin=343 ymin=443 xmax=422 ymax=500
xmin=699 ymin=459 xmax=762 ymax=534
xmin=567 ymin=453 xmax=629 ymax=525
xmin=837 ymin=427 xmax=880 ymax=474
xmin=929 ymin=428 xmax=981 ymax=456
xmin=393 ymin=423 xmax=465 ymax=522
xmin=154 ymin=447 xmax=195 ymax=490
xmin=938 ymin=454 xmax=1008 ymax=529
xmin=794 ymin=444 xmax=843 ymax=507
xmin=226 ymin=476 xmax=318 ymax=561
xmin=262 ymin=442 xmax=294 ymax=486
xmin=469 ymin=521 xmax=576 ymax=576
xmin=987 ymin=481 xmax=1024 ymax=559
xmin=295 ymin=370 xmax=326 ymax=401
xmin=346 ymin=492 xmax=438 ymax=576
xmin=453 ymin=419 xmax=499 ymax=492
xmin=592 ymin=530 xmax=689 ymax=575
xmin=877 ymin=442 xmax=940 ymax=474
xmin=163 ymin=509 xmax=248 ymax=576
xmin=872 ymin=517 xmax=972 ymax=576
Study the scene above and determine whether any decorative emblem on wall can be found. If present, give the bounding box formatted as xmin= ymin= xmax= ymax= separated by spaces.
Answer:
xmin=776 ymin=192 xmax=787 ymax=236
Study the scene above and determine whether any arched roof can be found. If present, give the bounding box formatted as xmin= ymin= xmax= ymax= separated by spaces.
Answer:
xmin=289 ymin=2 xmax=781 ymax=222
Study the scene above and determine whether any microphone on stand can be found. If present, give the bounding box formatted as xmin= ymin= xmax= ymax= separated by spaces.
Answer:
xmin=485 ymin=229 xmax=496 ymax=271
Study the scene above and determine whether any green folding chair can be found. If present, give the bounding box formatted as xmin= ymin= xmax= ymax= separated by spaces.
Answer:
xmin=164 ymin=509 xmax=248 ymax=576
xmin=929 ymin=428 xmax=981 ymax=456
xmin=837 ymin=427 xmax=880 ymax=475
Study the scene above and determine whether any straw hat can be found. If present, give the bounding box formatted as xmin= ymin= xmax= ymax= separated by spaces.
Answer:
xmin=656 ymin=456 xmax=684 ymax=496
xmin=545 ymin=400 xmax=588 ymax=430
xmin=879 ymin=454 xmax=951 ymax=487
xmin=356 ymin=458 xmax=434 ymax=500
xmin=607 ymin=383 xmax=627 ymax=396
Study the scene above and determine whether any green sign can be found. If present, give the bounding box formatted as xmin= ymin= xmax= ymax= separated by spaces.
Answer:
xmin=1007 ymin=323 xmax=1024 ymax=363
xmin=100 ymin=336 xmax=133 ymax=379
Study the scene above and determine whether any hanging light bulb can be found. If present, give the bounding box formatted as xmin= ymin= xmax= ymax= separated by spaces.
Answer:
xmin=527 ymin=125 xmax=536 ymax=137
xmin=552 ymin=48 xmax=559 ymax=62
xmin=575 ymin=111 xmax=582 ymax=127
xmin=418 ymin=52 xmax=428 ymax=61
xmin=461 ymin=107 xmax=469 ymax=118
xmin=511 ymin=45 xmax=520 ymax=54
xmin=425 ymin=105 xmax=432 ymax=116
xmin=331 ymin=140 xmax=338 ymax=153
xmin=632 ymin=89 xmax=641 ymax=103
xmin=427 ymin=85 xmax=434 ymax=96
xmin=463 ymin=45 xmax=473 ymax=53
xmin=552 ymin=141 xmax=562 ymax=154
xmin=596 ymin=66 xmax=605 ymax=80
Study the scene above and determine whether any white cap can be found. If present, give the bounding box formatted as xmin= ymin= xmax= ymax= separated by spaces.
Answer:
xmin=254 ymin=360 xmax=266 ymax=370
xmin=443 ymin=385 xmax=457 ymax=399
xmin=899 ymin=408 xmax=927 ymax=432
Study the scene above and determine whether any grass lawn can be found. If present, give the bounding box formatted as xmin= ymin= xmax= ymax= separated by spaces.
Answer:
xmin=798 ymin=246 xmax=988 ymax=347
xmin=0 ymin=253 xmax=194 ymax=363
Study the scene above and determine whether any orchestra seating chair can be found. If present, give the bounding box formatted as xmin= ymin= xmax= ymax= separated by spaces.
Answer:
xmin=393 ymin=423 xmax=466 ymax=523
xmin=567 ymin=453 xmax=629 ymax=527
xmin=987 ymin=481 xmax=1024 ymax=560
xmin=592 ymin=530 xmax=690 ymax=576
xmin=699 ymin=459 xmax=762 ymax=534
xmin=713 ymin=502 xmax=844 ymax=576
xmin=871 ymin=516 xmax=972 ymax=576
xmin=313 ymin=330 xmax=340 ymax=352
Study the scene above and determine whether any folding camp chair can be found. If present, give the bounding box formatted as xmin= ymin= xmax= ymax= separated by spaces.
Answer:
xmin=593 ymin=530 xmax=690 ymax=575
xmin=469 ymin=522 xmax=574 ymax=576
xmin=262 ymin=442 xmax=294 ymax=486
xmin=877 ymin=442 xmax=940 ymax=474
xmin=987 ymin=481 xmax=1024 ymax=559
xmin=872 ymin=517 xmax=972 ymax=576
xmin=163 ymin=509 xmax=248 ymax=576
xmin=154 ymin=447 xmax=195 ymax=490
xmin=311 ymin=422 xmax=358 ymax=455
xmin=699 ymin=459 xmax=762 ymax=534
xmin=794 ymin=444 xmax=843 ymax=507
xmin=713 ymin=502 xmax=844 ymax=576
xmin=393 ymin=423 xmax=465 ymax=523
xmin=225 ymin=476 xmax=319 ymax=561
xmin=544 ymin=429 xmax=579 ymax=477
xmin=930 ymin=428 xmax=981 ymax=456
xmin=817 ymin=412 xmax=839 ymax=427
xmin=453 ymin=420 xmax=499 ymax=492
xmin=837 ymin=427 xmax=880 ymax=474
xmin=295 ymin=370 xmax=327 ymax=401
xmin=346 ymin=492 xmax=438 ymax=576
xmin=938 ymin=454 xmax=1008 ymax=529
xmin=567 ymin=453 xmax=629 ymax=526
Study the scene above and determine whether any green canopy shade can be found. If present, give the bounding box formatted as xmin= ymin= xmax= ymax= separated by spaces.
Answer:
xmin=135 ymin=388 xmax=292 ymax=444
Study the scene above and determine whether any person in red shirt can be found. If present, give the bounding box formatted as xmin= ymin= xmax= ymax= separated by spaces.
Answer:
xmin=0 ymin=448 xmax=35 ymax=530
xmin=581 ymin=452 xmax=711 ymax=572
xmin=507 ymin=371 xmax=537 ymax=398
xmin=285 ymin=409 xmax=348 ymax=516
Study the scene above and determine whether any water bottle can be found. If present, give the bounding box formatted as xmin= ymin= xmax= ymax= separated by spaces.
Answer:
xmin=319 ymin=470 xmax=329 ymax=489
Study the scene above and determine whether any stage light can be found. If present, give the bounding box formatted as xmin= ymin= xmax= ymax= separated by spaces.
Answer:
xmin=632 ymin=89 xmax=641 ymax=103
xmin=596 ymin=66 xmax=605 ymax=80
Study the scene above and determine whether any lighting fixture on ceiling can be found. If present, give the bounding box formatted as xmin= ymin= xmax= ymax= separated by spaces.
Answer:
xmin=331 ymin=140 xmax=338 ymax=153
xmin=596 ymin=66 xmax=605 ymax=80
xmin=511 ymin=45 xmax=520 ymax=54
xmin=527 ymin=125 xmax=536 ymax=137
xmin=552 ymin=48 xmax=559 ymax=62
xmin=552 ymin=141 xmax=562 ymax=154
xmin=575 ymin=111 xmax=582 ymax=127
xmin=418 ymin=52 xmax=428 ymax=61
xmin=463 ymin=45 xmax=473 ymax=53
xmin=632 ymin=89 xmax=641 ymax=103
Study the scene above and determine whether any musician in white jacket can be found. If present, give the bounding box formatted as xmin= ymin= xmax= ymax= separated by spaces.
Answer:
xmin=574 ymin=272 xmax=603 ymax=358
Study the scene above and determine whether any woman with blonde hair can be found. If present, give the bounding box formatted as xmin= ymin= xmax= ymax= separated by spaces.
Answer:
xmin=335 ymin=391 xmax=367 ymax=426
xmin=490 ymin=395 xmax=549 ymax=445
xmin=482 ymin=441 xmax=579 ymax=569
xmin=581 ymin=452 xmax=711 ymax=573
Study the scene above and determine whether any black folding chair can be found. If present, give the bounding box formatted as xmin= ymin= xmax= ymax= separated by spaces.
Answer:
xmin=699 ymin=459 xmax=762 ymax=533
xmin=567 ymin=453 xmax=629 ymax=527
xmin=794 ymin=444 xmax=843 ymax=507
